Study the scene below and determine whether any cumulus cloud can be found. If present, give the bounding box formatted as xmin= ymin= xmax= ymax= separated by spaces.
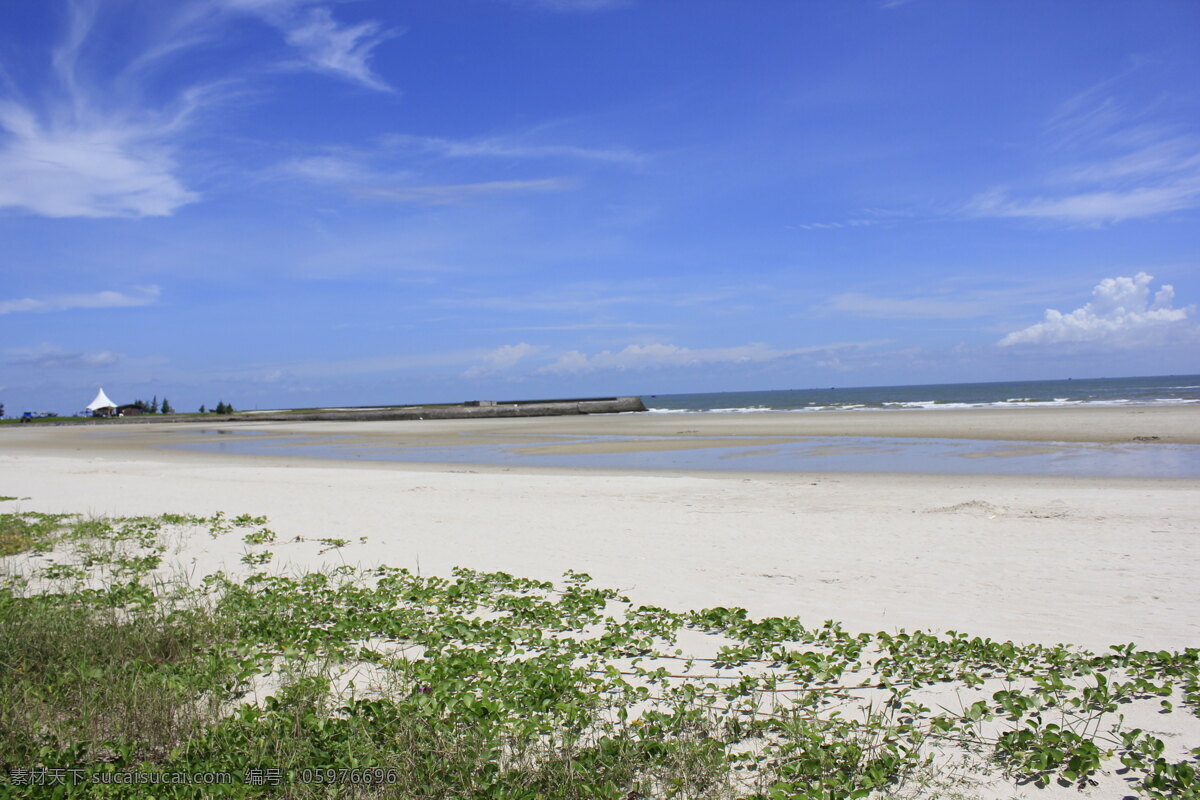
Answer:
xmin=6 ymin=345 xmax=119 ymax=369
xmin=0 ymin=286 xmax=161 ymax=315
xmin=463 ymin=342 xmax=543 ymax=377
xmin=998 ymin=273 xmax=1194 ymax=347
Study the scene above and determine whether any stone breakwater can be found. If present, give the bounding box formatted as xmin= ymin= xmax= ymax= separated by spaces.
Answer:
xmin=246 ymin=397 xmax=648 ymax=422
xmin=9 ymin=397 xmax=648 ymax=426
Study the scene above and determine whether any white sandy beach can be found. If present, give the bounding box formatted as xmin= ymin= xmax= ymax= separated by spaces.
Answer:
xmin=4 ymin=407 xmax=1199 ymax=799
xmin=2 ymin=405 xmax=1197 ymax=653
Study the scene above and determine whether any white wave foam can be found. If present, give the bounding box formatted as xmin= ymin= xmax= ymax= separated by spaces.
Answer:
xmin=647 ymin=397 xmax=1200 ymax=413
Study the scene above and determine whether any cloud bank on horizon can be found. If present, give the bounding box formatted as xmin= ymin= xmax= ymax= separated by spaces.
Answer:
xmin=0 ymin=0 xmax=1197 ymax=412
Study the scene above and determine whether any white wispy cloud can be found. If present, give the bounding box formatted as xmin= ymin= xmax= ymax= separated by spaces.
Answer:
xmin=442 ymin=286 xmax=643 ymax=313
xmin=822 ymin=292 xmax=992 ymax=320
xmin=503 ymin=0 xmax=633 ymax=12
xmin=384 ymin=133 xmax=643 ymax=164
xmin=280 ymin=125 xmax=640 ymax=197
xmin=787 ymin=208 xmax=910 ymax=232
xmin=787 ymin=219 xmax=879 ymax=232
xmin=0 ymin=1 xmax=399 ymax=218
xmin=0 ymin=0 xmax=206 ymax=219
xmin=283 ymin=153 xmax=397 ymax=182
xmin=276 ymin=124 xmax=640 ymax=206
xmin=998 ymin=272 xmax=1195 ymax=347
xmin=211 ymin=348 xmax=487 ymax=381
xmin=490 ymin=322 xmax=670 ymax=332
xmin=440 ymin=281 xmax=760 ymax=318
xmin=967 ymin=73 xmax=1200 ymax=226
xmin=221 ymin=0 xmax=397 ymax=91
xmin=1043 ymin=73 xmax=1132 ymax=149
xmin=5 ymin=344 xmax=120 ymax=369
xmin=811 ymin=279 xmax=1078 ymax=323
xmin=0 ymin=99 xmax=200 ymax=218
xmin=967 ymin=181 xmax=1200 ymax=226
xmin=351 ymin=178 xmax=570 ymax=204
xmin=1056 ymin=135 xmax=1200 ymax=184
xmin=280 ymin=149 xmax=574 ymax=203
xmin=0 ymin=286 xmax=161 ymax=315
xmin=463 ymin=342 xmax=544 ymax=378
xmin=539 ymin=340 xmax=883 ymax=375
xmin=1 ymin=3 xmax=207 ymax=219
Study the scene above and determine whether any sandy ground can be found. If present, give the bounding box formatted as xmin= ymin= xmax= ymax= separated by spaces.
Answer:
xmin=1 ymin=406 xmax=1197 ymax=652
xmin=3 ymin=407 xmax=1198 ymax=799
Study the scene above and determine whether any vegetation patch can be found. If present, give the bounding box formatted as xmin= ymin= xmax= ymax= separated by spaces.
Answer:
xmin=0 ymin=511 xmax=1196 ymax=799
xmin=0 ymin=512 xmax=70 ymax=557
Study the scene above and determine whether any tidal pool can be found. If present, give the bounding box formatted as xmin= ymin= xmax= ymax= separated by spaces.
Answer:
xmin=162 ymin=432 xmax=1200 ymax=478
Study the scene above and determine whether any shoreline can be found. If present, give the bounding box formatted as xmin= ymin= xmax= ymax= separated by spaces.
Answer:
xmin=1 ymin=405 xmax=1197 ymax=653
xmin=4 ymin=404 xmax=1198 ymax=480
xmin=3 ymin=402 xmax=1199 ymax=444
xmin=8 ymin=402 xmax=1199 ymax=444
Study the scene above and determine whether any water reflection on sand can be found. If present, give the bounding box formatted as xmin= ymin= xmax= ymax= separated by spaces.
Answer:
xmin=163 ymin=431 xmax=1200 ymax=478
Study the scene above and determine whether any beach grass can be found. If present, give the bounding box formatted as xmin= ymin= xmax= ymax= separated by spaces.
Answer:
xmin=0 ymin=511 xmax=1196 ymax=799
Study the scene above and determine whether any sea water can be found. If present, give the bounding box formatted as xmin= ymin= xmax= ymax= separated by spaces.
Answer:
xmin=642 ymin=374 xmax=1200 ymax=413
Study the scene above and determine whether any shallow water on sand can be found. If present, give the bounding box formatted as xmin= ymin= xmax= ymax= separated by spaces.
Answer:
xmin=163 ymin=432 xmax=1200 ymax=478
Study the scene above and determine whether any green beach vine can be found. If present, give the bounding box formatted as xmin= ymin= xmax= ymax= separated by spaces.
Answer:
xmin=0 ymin=509 xmax=1196 ymax=798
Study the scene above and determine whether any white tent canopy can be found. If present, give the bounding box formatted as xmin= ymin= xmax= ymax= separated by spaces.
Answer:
xmin=86 ymin=387 xmax=117 ymax=411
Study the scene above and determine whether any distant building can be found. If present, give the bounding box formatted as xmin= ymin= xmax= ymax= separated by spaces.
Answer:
xmin=86 ymin=388 xmax=117 ymax=418
xmin=116 ymin=404 xmax=143 ymax=417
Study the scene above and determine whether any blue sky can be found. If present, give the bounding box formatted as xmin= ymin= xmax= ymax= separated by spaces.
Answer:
xmin=2 ymin=0 xmax=1198 ymax=414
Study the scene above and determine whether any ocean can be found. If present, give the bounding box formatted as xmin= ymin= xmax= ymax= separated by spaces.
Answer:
xmin=641 ymin=374 xmax=1200 ymax=413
